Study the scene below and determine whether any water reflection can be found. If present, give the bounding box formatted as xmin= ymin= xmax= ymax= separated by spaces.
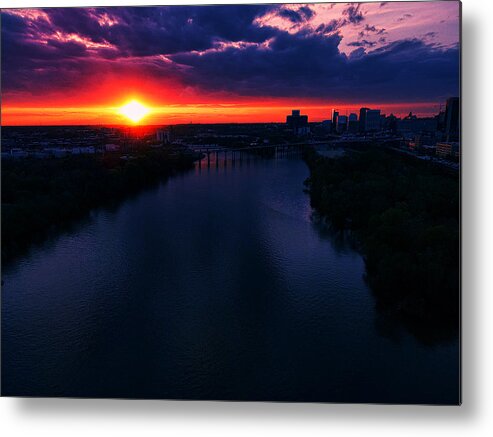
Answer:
xmin=1 ymin=153 xmax=459 ymax=403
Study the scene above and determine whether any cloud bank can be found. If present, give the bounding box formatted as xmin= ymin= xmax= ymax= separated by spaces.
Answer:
xmin=1 ymin=2 xmax=460 ymax=106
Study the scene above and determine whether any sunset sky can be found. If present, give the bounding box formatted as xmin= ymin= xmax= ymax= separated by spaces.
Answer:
xmin=1 ymin=2 xmax=460 ymax=125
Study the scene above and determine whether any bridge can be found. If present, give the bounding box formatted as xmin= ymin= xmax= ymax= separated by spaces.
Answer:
xmin=187 ymin=140 xmax=358 ymax=167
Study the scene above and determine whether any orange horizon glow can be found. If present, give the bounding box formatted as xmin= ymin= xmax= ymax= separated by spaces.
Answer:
xmin=1 ymin=100 xmax=444 ymax=126
xmin=1 ymin=4 xmax=459 ymax=127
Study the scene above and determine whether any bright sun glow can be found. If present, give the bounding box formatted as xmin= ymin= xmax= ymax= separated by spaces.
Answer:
xmin=118 ymin=100 xmax=150 ymax=123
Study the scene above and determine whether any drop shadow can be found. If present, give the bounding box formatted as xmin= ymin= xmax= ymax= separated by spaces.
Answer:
xmin=10 ymin=395 xmax=470 ymax=423
xmin=459 ymin=7 xmax=480 ymax=417
xmin=1 ymin=5 xmax=479 ymax=421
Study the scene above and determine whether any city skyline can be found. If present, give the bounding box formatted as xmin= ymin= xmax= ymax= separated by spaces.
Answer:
xmin=1 ymin=2 xmax=460 ymax=125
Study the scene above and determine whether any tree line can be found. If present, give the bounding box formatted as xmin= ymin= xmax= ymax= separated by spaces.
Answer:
xmin=303 ymin=146 xmax=459 ymax=326
xmin=2 ymin=150 xmax=195 ymax=264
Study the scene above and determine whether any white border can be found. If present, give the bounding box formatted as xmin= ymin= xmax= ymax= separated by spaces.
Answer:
xmin=2 ymin=1 xmax=493 ymax=436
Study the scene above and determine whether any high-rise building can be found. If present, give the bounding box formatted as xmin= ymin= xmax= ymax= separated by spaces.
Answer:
xmin=365 ymin=109 xmax=381 ymax=132
xmin=444 ymin=97 xmax=459 ymax=141
xmin=156 ymin=128 xmax=171 ymax=144
xmin=286 ymin=110 xmax=309 ymax=135
xmin=337 ymin=115 xmax=348 ymax=133
xmin=321 ymin=119 xmax=332 ymax=131
xmin=398 ymin=112 xmax=438 ymax=133
xmin=436 ymin=141 xmax=460 ymax=158
xmin=383 ymin=113 xmax=398 ymax=133
xmin=359 ymin=107 xmax=369 ymax=132
xmin=331 ymin=109 xmax=339 ymax=133
xmin=348 ymin=113 xmax=359 ymax=133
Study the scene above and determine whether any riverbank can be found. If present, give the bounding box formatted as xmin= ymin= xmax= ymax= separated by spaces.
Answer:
xmin=303 ymin=146 xmax=460 ymax=326
xmin=1 ymin=149 xmax=197 ymax=265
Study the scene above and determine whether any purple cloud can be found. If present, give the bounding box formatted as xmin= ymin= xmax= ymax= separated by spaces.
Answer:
xmin=1 ymin=4 xmax=459 ymax=105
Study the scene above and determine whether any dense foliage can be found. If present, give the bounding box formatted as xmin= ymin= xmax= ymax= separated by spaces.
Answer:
xmin=304 ymin=147 xmax=460 ymax=323
xmin=1 ymin=150 xmax=195 ymax=264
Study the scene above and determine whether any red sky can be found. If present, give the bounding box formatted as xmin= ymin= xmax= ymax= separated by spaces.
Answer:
xmin=1 ymin=2 xmax=460 ymax=125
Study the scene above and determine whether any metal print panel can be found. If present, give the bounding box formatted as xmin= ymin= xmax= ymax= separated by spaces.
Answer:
xmin=0 ymin=1 xmax=461 ymax=404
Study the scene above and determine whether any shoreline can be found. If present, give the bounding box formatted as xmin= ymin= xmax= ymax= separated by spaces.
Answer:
xmin=1 ymin=149 xmax=197 ymax=267
xmin=302 ymin=145 xmax=460 ymax=333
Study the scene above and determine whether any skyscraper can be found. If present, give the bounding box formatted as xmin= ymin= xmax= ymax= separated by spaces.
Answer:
xmin=348 ymin=113 xmax=359 ymax=133
xmin=444 ymin=97 xmax=459 ymax=141
xmin=359 ymin=107 xmax=369 ymax=132
xmin=332 ymin=109 xmax=339 ymax=126
xmin=331 ymin=109 xmax=339 ymax=133
xmin=337 ymin=115 xmax=348 ymax=133
xmin=286 ymin=109 xmax=309 ymax=135
xmin=365 ymin=109 xmax=381 ymax=132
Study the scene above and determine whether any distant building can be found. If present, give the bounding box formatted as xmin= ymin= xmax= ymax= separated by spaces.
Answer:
xmin=320 ymin=119 xmax=333 ymax=132
xmin=436 ymin=141 xmax=460 ymax=158
xmin=444 ymin=97 xmax=460 ymax=141
xmin=348 ymin=113 xmax=358 ymax=133
xmin=383 ymin=113 xmax=398 ymax=133
xmin=105 ymin=143 xmax=120 ymax=152
xmin=365 ymin=109 xmax=381 ymax=132
xmin=421 ymin=145 xmax=437 ymax=156
xmin=359 ymin=107 xmax=369 ymax=132
xmin=380 ymin=114 xmax=386 ymax=129
xmin=331 ymin=109 xmax=339 ymax=133
xmin=397 ymin=112 xmax=438 ymax=134
xmin=7 ymin=148 xmax=29 ymax=158
xmin=337 ymin=115 xmax=348 ymax=133
xmin=436 ymin=110 xmax=446 ymax=132
xmin=44 ymin=147 xmax=70 ymax=157
xmin=156 ymin=129 xmax=171 ymax=144
xmin=286 ymin=109 xmax=310 ymax=135
xmin=72 ymin=146 xmax=96 ymax=154
xmin=414 ymin=131 xmax=439 ymax=148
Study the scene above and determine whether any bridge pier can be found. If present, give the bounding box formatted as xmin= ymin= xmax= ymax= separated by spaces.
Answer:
xmin=192 ymin=142 xmax=338 ymax=168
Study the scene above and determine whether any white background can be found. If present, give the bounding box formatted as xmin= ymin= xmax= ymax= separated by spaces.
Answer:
xmin=1 ymin=0 xmax=492 ymax=436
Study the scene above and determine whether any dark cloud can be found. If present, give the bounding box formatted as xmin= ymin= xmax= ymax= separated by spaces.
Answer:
xmin=397 ymin=13 xmax=413 ymax=22
xmin=316 ymin=19 xmax=344 ymax=34
xmin=1 ymin=5 xmax=459 ymax=104
xmin=170 ymin=34 xmax=459 ymax=103
xmin=348 ymin=39 xmax=377 ymax=48
xmin=342 ymin=4 xmax=365 ymax=25
xmin=278 ymin=6 xmax=314 ymax=24
xmin=4 ymin=5 xmax=279 ymax=59
xmin=316 ymin=4 xmax=365 ymax=33
xmin=358 ymin=24 xmax=386 ymax=39
xmin=298 ymin=6 xmax=315 ymax=21
xmin=279 ymin=9 xmax=304 ymax=24
xmin=365 ymin=24 xmax=386 ymax=35
xmin=1 ymin=5 xmax=280 ymax=95
xmin=350 ymin=39 xmax=459 ymax=99
xmin=349 ymin=47 xmax=366 ymax=60
xmin=170 ymin=31 xmax=345 ymax=97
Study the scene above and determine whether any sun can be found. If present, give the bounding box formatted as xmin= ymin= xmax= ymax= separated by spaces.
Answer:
xmin=118 ymin=100 xmax=150 ymax=123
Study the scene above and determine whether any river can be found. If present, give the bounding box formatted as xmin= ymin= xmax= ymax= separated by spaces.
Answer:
xmin=1 ymin=152 xmax=459 ymax=403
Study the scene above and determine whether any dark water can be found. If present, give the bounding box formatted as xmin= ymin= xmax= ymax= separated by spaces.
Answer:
xmin=1 ymin=154 xmax=459 ymax=403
